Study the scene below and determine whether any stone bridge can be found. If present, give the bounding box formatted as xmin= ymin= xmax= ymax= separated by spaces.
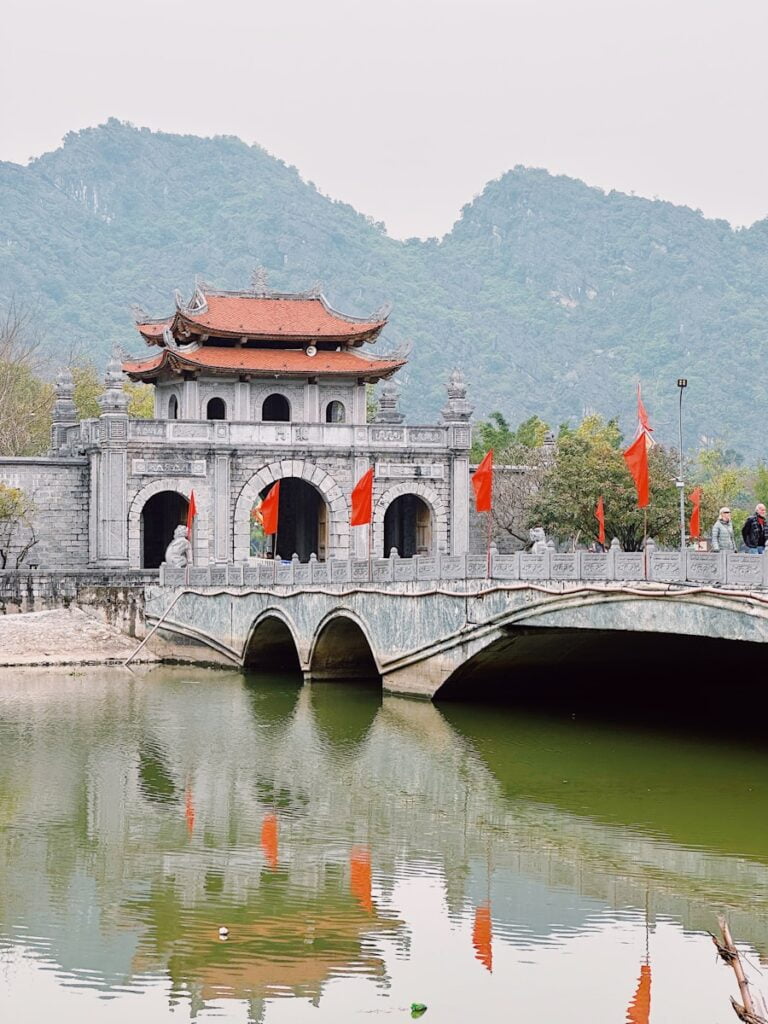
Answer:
xmin=146 ymin=549 xmax=768 ymax=699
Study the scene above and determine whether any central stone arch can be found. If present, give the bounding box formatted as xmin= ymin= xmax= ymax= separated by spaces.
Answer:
xmin=233 ymin=461 xmax=349 ymax=562
xmin=128 ymin=480 xmax=210 ymax=569
xmin=373 ymin=482 xmax=448 ymax=557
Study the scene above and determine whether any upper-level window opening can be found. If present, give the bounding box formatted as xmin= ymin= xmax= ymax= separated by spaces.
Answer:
xmin=262 ymin=394 xmax=291 ymax=422
xmin=206 ymin=397 xmax=227 ymax=420
xmin=168 ymin=395 xmax=179 ymax=420
xmin=325 ymin=401 xmax=346 ymax=423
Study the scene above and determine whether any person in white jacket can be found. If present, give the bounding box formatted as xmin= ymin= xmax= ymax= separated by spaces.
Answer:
xmin=711 ymin=508 xmax=736 ymax=552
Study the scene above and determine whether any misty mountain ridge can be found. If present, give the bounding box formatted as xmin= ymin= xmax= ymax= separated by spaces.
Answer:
xmin=2 ymin=118 xmax=766 ymax=455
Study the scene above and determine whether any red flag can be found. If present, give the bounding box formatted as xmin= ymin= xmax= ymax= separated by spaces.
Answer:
xmin=186 ymin=490 xmax=197 ymax=536
xmin=472 ymin=450 xmax=493 ymax=513
xmin=472 ymin=904 xmax=493 ymax=972
xmin=637 ymin=384 xmax=654 ymax=440
xmin=623 ymin=433 xmax=649 ymax=509
xmin=626 ymin=963 xmax=651 ymax=1024
xmin=351 ymin=468 xmax=374 ymax=526
xmin=260 ymin=482 xmax=280 ymax=535
xmin=595 ymin=496 xmax=606 ymax=545
xmin=689 ymin=486 xmax=702 ymax=539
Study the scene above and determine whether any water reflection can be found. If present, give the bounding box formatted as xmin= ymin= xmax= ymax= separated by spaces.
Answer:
xmin=0 ymin=665 xmax=762 ymax=1022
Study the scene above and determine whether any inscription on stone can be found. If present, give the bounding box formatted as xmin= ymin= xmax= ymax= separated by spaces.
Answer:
xmin=172 ymin=424 xmax=210 ymax=439
xmin=519 ymin=554 xmax=548 ymax=579
xmin=132 ymin=459 xmax=206 ymax=477
xmin=370 ymin=428 xmax=404 ymax=443
xmin=131 ymin=421 xmax=167 ymax=437
xmin=376 ymin=462 xmax=444 ymax=479
xmin=408 ymin=428 xmax=443 ymax=444
xmin=551 ymin=555 xmax=577 ymax=579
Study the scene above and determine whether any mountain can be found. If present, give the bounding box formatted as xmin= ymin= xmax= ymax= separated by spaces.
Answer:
xmin=1 ymin=118 xmax=767 ymax=455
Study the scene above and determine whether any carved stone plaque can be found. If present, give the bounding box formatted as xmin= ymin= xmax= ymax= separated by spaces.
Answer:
xmin=519 ymin=554 xmax=548 ymax=579
xmin=551 ymin=554 xmax=577 ymax=579
xmin=132 ymin=459 xmax=206 ymax=476
xmin=370 ymin=427 xmax=405 ymax=443
xmin=408 ymin=428 xmax=443 ymax=444
xmin=580 ymin=553 xmax=608 ymax=579
xmin=394 ymin=559 xmax=417 ymax=582
xmin=376 ymin=462 xmax=444 ymax=479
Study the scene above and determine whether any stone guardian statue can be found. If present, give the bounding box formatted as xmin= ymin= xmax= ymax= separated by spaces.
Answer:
xmin=164 ymin=525 xmax=193 ymax=568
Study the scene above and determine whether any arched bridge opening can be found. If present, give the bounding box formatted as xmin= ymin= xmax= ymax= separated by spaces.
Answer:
xmin=436 ymin=626 xmax=768 ymax=732
xmin=309 ymin=617 xmax=380 ymax=686
xmin=243 ymin=615 xmax=302 ymax=675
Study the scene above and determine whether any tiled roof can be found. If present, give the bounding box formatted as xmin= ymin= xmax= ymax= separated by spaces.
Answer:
xmin=122 ymin=346 xmax=404 ymax=380
xmin=137 ymin=292 xmax=387 ymax=343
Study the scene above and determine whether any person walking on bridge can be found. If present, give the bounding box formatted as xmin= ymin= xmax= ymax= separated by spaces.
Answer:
xmin=741 ymin=503 xmax=767 ymax=554
xmin=711 ymin=508 xmax=736 ymax=552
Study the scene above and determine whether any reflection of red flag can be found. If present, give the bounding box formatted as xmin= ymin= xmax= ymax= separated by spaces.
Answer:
xmin=260 ymin=482 xmax=280 ymax=536
xmin=472 ymin=450 xmax=493 ymax=513
xmin=689 ymin=486 xmax=702 ymax=539
xmin=595 ymin=496 xmax=606 ymax=545
xmin=623 ymin=433 xmax=649 ymax=509
xmin=350 ymin=846 xmax=373 ymax=912
xmin=351 ymin=468 xmax=374 ymax=527
xmin=185 ymin=786 xmax=195 ymax=836
xmin=626 ymin=963 xmax=651 ymax=1024
xmin=472 ymin=904 xmax=493 ymax=972
xmin=261 ymin=813 xmax=278 ymax=869
xmin=186 ymin=490 xmax=197 ymax=536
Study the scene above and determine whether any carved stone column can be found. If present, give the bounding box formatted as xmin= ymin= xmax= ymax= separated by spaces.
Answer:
xmin=50 ymin=368 xmax=78 ymax=454
xmin=94 ymin=352 xmax=129 ymax=567
xmin=182 ymin=373 xmax=199 ymax=419
xmin=213 ymin=452 xmax=231 ymax=562
xmin=441 ymin=370 xmax=474 ymax=556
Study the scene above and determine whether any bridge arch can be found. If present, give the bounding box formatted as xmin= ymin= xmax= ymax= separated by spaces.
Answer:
xmin=308 ymin=610 xmax=381 ymax=684
xmin=128 ymin=480 xmax=210 ymax=569
xmin=243 ymin=608 xmax=303 ymax=674
xmin=374 ymin=482 xmax=448 ymax=557
xmin=234 ymin=461 xmax=348 ymax=562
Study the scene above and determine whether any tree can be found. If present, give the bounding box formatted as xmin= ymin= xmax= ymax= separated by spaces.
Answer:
xmin=0 ymin=303 xmax=54 ymax=456
xmin=0 ymin=483 xmax=37 ymax=568
xmin=690 ymin=444 xmax=750 ymax=538
xmin=530 ymin=415 xmax=680 ymax=550
xmin=125 ymin=381 xmax=154 ymax=419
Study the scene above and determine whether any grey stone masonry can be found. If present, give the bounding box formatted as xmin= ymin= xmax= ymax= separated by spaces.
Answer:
xmin=0 ymin=458 xmax=90 ymax=570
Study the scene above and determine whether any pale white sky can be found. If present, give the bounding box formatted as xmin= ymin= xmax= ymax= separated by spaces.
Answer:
xmin=2 ymin=0 xmax=767 ymax=239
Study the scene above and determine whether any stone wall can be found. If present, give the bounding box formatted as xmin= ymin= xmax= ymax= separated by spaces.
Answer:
xmin=0 ymin=458 xmax=90 ymax=570
xmin=0 ymin=570 xmax=157 ymax=635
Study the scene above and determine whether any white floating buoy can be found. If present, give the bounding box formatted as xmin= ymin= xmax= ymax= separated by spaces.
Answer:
xmin=218 ymin=926 xmax=229 ymax=940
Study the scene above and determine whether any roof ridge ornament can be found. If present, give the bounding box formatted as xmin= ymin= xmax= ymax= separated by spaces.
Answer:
xmin=130 ymin=304 xmax=149 ymax=323
xmin=370 ymin=301 xmax=393 ymax=322
xmin=250 ymin=266 xmax=269 ymax=296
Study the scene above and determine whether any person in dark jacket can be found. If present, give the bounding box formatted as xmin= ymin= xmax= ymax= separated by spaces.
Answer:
xmin=741 ymin=503 xmax=767 ymax=553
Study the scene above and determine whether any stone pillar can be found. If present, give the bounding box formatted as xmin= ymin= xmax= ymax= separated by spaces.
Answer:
xmin=50 ymin=368 xmax=79 ymax=454
xmin=305 ymin=381 xmax=320 ymax=423
xmin=182 ymin=374 xmax=199 ymax=419
xmin=441 ymin=370 xmax=474 ymax=556
xmin=235 ymin=378 xmax=250 ymax=421
xmin=374 ymin=382 xmax=404 ymax=424
xmin=213 ymin=453 xmax=231 ymax=562
xmin=94 ymin=351 xmax=129 ymax=567
xmin=354 ymin=382 xmax=368 ymax=425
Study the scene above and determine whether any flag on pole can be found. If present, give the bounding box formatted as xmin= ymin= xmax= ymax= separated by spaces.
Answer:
xmin=623 ymin=432 xmax=650 ymax=508
xmin=595 ymin=496 xmax=606 ymax=546
xmin=636 ymin=384 xmax=655 ymax=448
xmin=689 ymin=486 xmax=702 ymax=539
xmin=472 ymin=450 xmax=493 ymax=513
xmin=260 ymin=481 xmax=280 ymax=535
xmin=186 ymin=490 xmax=197 ymax=536
xmin=351 ymin=467 xmax=374 ymax=526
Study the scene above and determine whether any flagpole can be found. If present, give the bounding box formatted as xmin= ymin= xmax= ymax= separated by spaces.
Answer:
xmin=643 ymin=508 xmax=648 ymax=579
xmin=486 ymin=510 xmax=492 ymax=578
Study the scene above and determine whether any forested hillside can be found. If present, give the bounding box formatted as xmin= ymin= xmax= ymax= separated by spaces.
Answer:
xmin=2 ymin=119 xmax=767 ymax=454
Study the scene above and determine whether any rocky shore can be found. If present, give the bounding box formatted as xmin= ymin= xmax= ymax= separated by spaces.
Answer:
xmin=0 ymin=607 xmax=159 ymax=667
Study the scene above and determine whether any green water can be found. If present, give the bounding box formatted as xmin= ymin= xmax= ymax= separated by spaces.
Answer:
xmin=0 ymin=665 xmax=765 ymax=1023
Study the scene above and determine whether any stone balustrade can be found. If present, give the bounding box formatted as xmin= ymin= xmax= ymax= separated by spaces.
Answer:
xmin=158 ymin=548 xmax=768 ymax=589
xmin=64 ymin=419 xmax=471 ymax=451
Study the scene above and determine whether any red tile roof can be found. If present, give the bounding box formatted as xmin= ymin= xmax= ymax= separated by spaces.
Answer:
xmin=137 ymin=292 xmax=387 ymax=344
xmin=122 ymin=346 xmax=404 ymax=381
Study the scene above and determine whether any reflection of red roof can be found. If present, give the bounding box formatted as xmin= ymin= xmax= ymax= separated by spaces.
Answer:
xmin=137 ymin=292 xmax=387 ymax=345
xmin=123 ymin=346 xmax=404 ymax=381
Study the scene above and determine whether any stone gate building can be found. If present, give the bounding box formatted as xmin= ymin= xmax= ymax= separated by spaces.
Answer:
xmin=0 ymin=283 xmax=474 ymax=571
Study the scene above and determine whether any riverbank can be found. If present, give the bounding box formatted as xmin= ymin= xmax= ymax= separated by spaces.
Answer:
xmin=0 ymin=607 xmax=160 ymax=666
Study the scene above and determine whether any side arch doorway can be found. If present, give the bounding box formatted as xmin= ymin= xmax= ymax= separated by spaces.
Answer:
xmin=310 ymin=616 xmax=380 ymax=685
xmin=383 ymin=494 xmax=432 ymax=558
xmin=252 ymin=478 xmax=328 ymax=562
xmin=141 ymin=491 xmax=189 ymax=568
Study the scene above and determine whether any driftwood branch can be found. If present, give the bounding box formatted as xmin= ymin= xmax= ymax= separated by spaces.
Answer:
xmin=713 ymin=917 xmax=767 ymax=1024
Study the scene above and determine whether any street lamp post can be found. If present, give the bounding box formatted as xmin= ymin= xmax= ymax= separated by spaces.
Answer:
xmin=677 ymin=379 xmax=688 ymax=555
